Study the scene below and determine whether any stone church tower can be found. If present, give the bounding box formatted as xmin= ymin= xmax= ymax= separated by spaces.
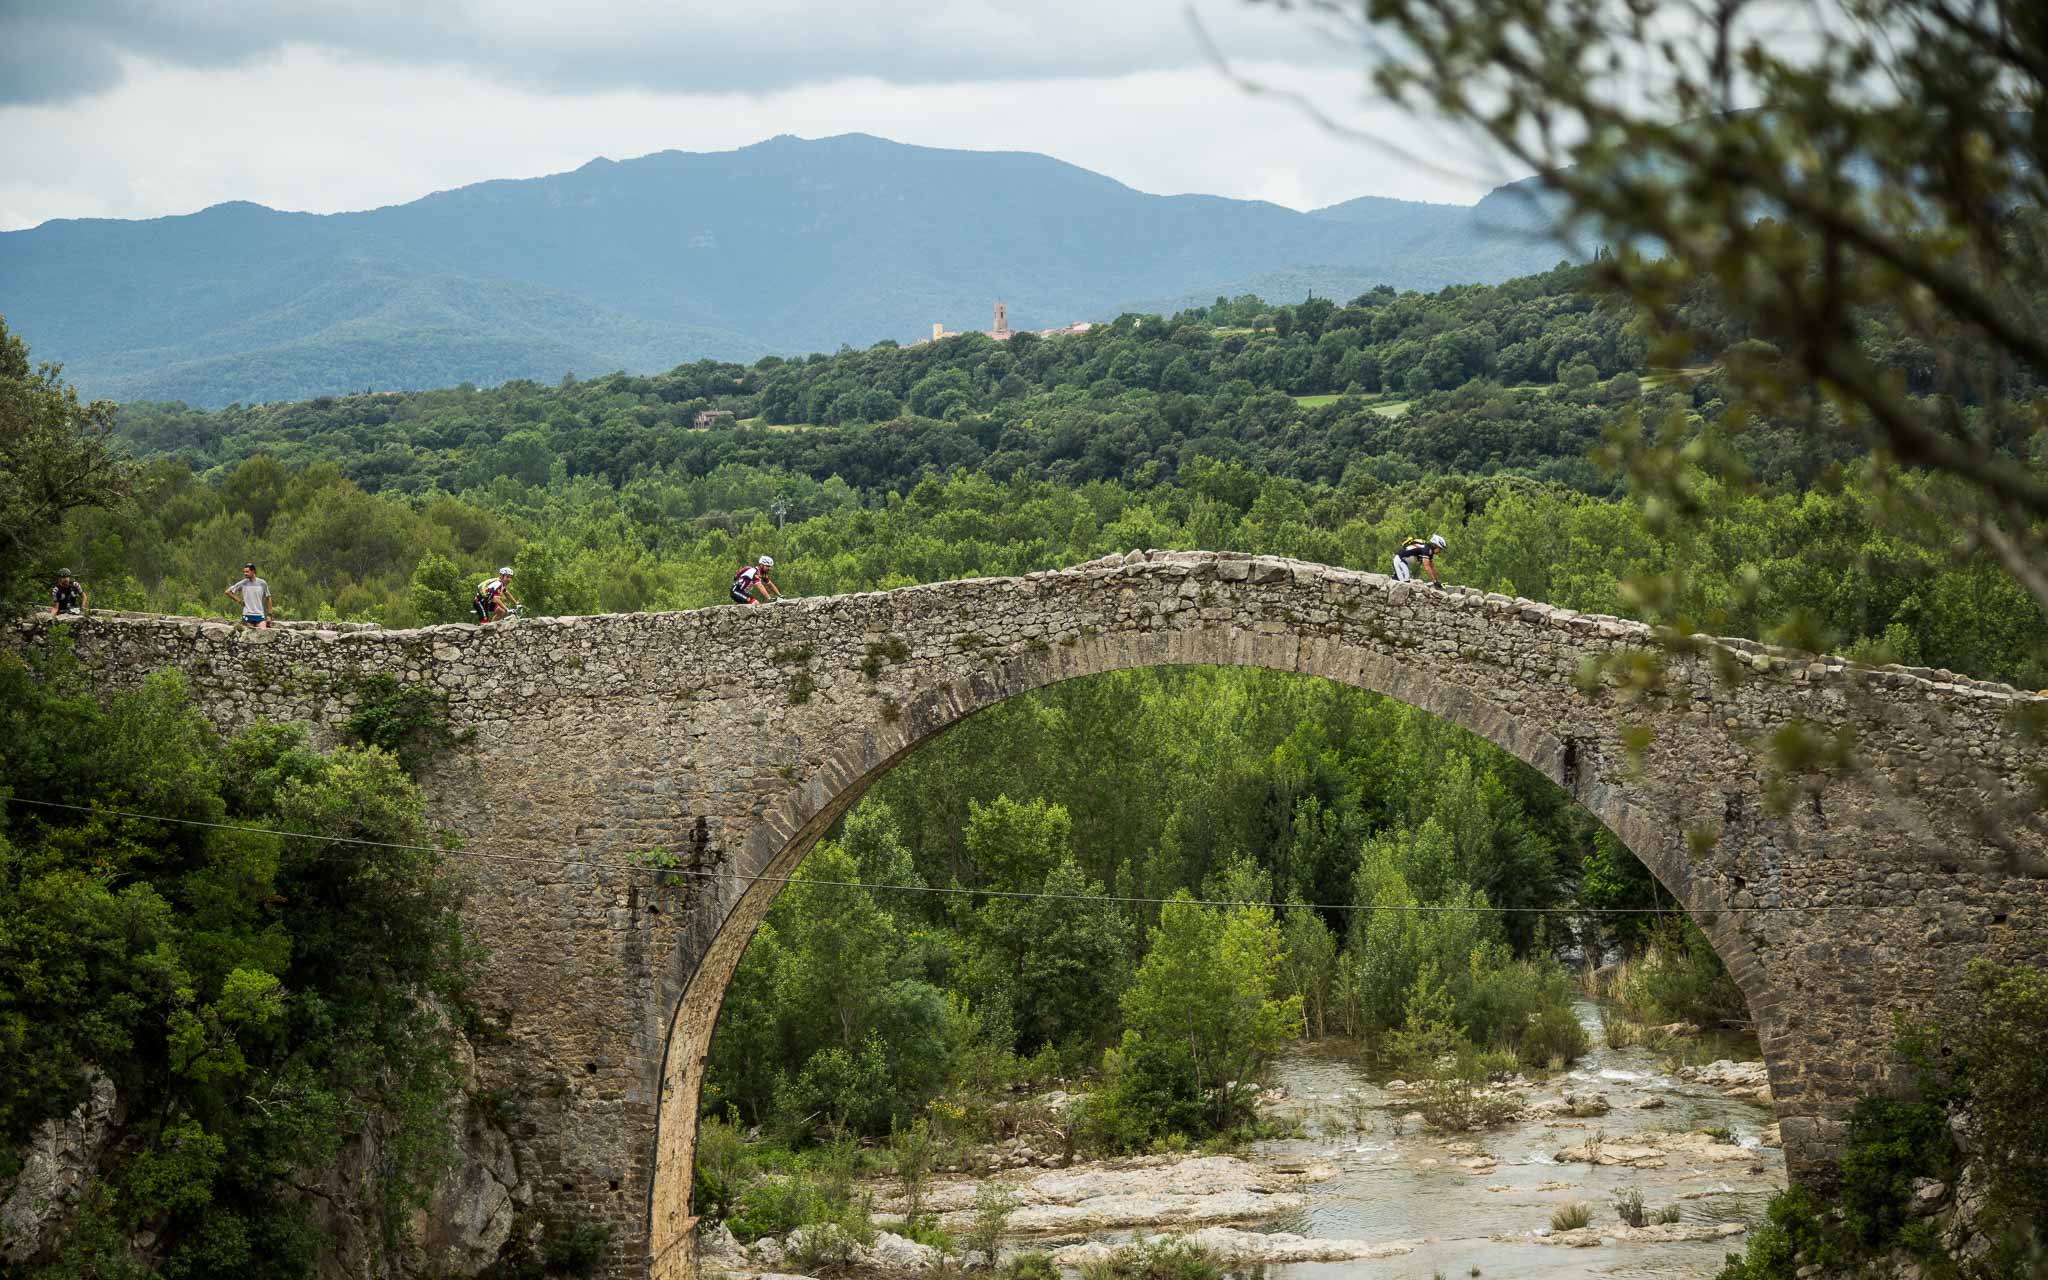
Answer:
xmin=992 ymin=301 xmax=1008 ymax=338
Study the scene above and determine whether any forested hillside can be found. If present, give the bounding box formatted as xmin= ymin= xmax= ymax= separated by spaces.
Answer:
xmin=89 ymin=259 xmax=2043 ymax=688
xmin=0 ymin=134 xmax=1579 ymax=407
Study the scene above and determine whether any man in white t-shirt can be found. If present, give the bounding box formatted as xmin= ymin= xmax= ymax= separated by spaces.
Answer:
xmin=224 ymin=563 xmax=275 ymax=628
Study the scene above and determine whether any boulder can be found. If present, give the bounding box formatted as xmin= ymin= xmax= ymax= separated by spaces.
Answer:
xmin=417 ymin=1098 xmax=529 ymax=1274
xmin=1908 ymin=1178 xmax=1948 ymax=1216
xmin=0 ymin=1069 xmax=120 ymax=1263
xmin=865 ymin=1231 xmax=942 ymax=1271
xmin=698 ymin=1222 xmax=746 ymax=1262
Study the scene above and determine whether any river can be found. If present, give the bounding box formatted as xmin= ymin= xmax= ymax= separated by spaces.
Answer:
xmin=1030 ymin=1001 xmax=1782 ymax=1277
xmin=721 ymin=1002 xmax=1785 ymax=1277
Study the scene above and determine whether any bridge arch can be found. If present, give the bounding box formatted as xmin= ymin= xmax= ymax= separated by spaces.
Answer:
xmin=25 ymin=550 xmax=2045 ymax=1280
xmin=645 ymin=611 xmax=1778 ymax=1278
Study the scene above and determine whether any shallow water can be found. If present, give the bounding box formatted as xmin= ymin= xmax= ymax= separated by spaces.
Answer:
xmin=1239 ymin=1001 xmax=1784 ymax=1278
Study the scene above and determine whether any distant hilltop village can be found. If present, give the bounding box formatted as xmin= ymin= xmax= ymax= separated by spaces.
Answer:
xmin=918 ymin=302 xmax=1095 ymax=346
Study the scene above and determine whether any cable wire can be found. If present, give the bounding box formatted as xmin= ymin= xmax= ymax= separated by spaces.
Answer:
xmin=4 ymin=794 xmax=1901 ymax=916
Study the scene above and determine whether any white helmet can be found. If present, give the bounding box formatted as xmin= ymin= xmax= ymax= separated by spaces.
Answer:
xmin=1429 ymin=534 xmax=1447 ymax=550
xmin=499 ymin=566 xmax=515 ymax=576
xmin=758 ymin=555 xmax=774 ymax=568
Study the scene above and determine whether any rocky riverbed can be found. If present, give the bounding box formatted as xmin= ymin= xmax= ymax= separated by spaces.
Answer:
xmin=706 ymin=1002 xmax=1784 ymax=1278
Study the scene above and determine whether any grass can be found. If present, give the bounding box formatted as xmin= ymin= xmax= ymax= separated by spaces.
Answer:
xmin=1642 ymin=364 xmax=1715 ymax=389
xmin=1288 ymin=392 xmax=1411 ymax=417
xmin=1076 ymin=1238 xmax=1226 ymax=1280
xmin=1551 ymin=1201 xmax=1594 ymax=1231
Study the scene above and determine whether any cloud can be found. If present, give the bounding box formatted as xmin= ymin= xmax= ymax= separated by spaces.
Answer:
xmin=0 ymin=0 xmax=1359 ymax=106
xmin=0 ymin=43 xmax=1520 ymax=231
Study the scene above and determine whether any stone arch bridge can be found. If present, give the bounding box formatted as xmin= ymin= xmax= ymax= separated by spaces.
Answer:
xmin=20 ymin=550 xmax=2048 ymax=1279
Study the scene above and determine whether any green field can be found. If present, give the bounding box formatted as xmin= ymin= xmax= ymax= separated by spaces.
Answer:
xmin=1293 ymin=393 xmax=1410 ymax=417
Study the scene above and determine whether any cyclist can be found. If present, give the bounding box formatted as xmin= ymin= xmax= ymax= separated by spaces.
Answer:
xmin=1393 ymin=534 xmax=1447 ymax=587
xmin=731 ymin=555 xmax=783 ymax=606
xmin=473 ymin=567 xmax=519 ymax=623
xmin=50 ymin=568 xmax=86 ymax=616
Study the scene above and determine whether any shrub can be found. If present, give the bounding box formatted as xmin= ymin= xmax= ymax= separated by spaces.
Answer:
xmin=1614 ymin=1186 xmax=1647 ymax=1228
xmin=692 ymin=1111 xmax=751 ymax=1222
xmin=965 ymin=1181 xmax=1018 ymax=1261
xmin=785 ymin=1220 xmax=871 ymax=1272
xmin=898 ymin=1214 xmax=956 ymax=1253
xmin=1415 ymin=1070 xmax=1521 ymax=1132
xmin=725 ymin=1160 xmax=875 ymax=1249
xmin=342 ymin=672 xmax=471 ymax=776
xmin=890 ymin=1115 xmax=935 ymax=1220
xmin=1001 ymin=1251 xmax=1060 ymax=1280
xmin=1619 ymin=918 xmax=1747 ymax=1028
xmin=1838 ymin=1098 xmax=1957 ymax=1246
xmin=1077 ymin=1237 xmax=1226 ymax=1280
xmin=1656 ymin=1204 xmax=1682 ymax=1225
xmin=1714 ymin=1187 xmax=1843 ymax=1280
xmin=1550 ymin=1202 xmax=1592 ymax=1231
xmin=1601 ymin=1014 xmax=1643 ymax=1049
xmin=1949 ymin=960 xmax=2048 ymax=1217
xmin=1521 ymin=1003 xmax=1591 ymax=1066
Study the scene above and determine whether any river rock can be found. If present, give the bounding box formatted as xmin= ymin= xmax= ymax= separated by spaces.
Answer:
xmin=0 ymin=1068 xmax=119 ymax=1263
xmin=1522 ymin=1221 xmax=1747 ymax=1247
xmin=1554 ymin=1141 xmax=1666 ymax=1168
xmin=900 ymin=1154 xmax=1309 ymax=1235
xmin=1678 ymin=1060 xmax=1773 ymax=1101
xmin=865 ymin=1231 xmax=942 ymax=1271
xmin=1634 ymin=1095 xmax=1667 ymax=1109
xmin=1051 ymin=1226 xmax=1423 ymax=1267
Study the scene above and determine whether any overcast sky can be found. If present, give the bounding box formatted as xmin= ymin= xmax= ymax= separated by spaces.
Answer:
xmin=0 ymin=0 xmax=1529 ymax=232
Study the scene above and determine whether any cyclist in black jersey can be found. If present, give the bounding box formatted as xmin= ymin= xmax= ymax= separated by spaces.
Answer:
xmin=50 ymin=569 xmax=86 ymax=616
xmin=1393 ymin=534 xmax=1447 ymax=587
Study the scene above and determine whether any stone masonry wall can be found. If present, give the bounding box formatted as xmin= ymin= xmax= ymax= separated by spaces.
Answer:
xmin=13 ymin=551 xmax=2046 ymax=1280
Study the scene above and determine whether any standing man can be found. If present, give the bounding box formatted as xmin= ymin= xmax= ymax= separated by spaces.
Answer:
xmin=1393 ymin=534 xmax=1448 ymax=587
xmin=730 ymin=555 xmax=783 ymax=606
xmin=50 ymin=568 xmax=86 ymax=616
xmin=224 ymin=563 xmax=275 ymax=628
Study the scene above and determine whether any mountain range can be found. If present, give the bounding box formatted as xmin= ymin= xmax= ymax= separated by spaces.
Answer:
xmin=0 ymin=133 xmax=1575 ymax=407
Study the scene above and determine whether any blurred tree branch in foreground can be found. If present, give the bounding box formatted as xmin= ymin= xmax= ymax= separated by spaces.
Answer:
xmin=1253 ymin=0 xmax=2047 ymax=625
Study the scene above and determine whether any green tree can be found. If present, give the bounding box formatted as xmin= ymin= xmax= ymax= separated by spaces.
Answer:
xmin=408 ymin=551 xmax=473 ymax=625
xmin=0 ymin=653 xmax=470 ymax=1276
xmin=1106 ymin=893 xmax=1302 ymax=1135
xmin=0 ymin=317 xmax=135 ymax=611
